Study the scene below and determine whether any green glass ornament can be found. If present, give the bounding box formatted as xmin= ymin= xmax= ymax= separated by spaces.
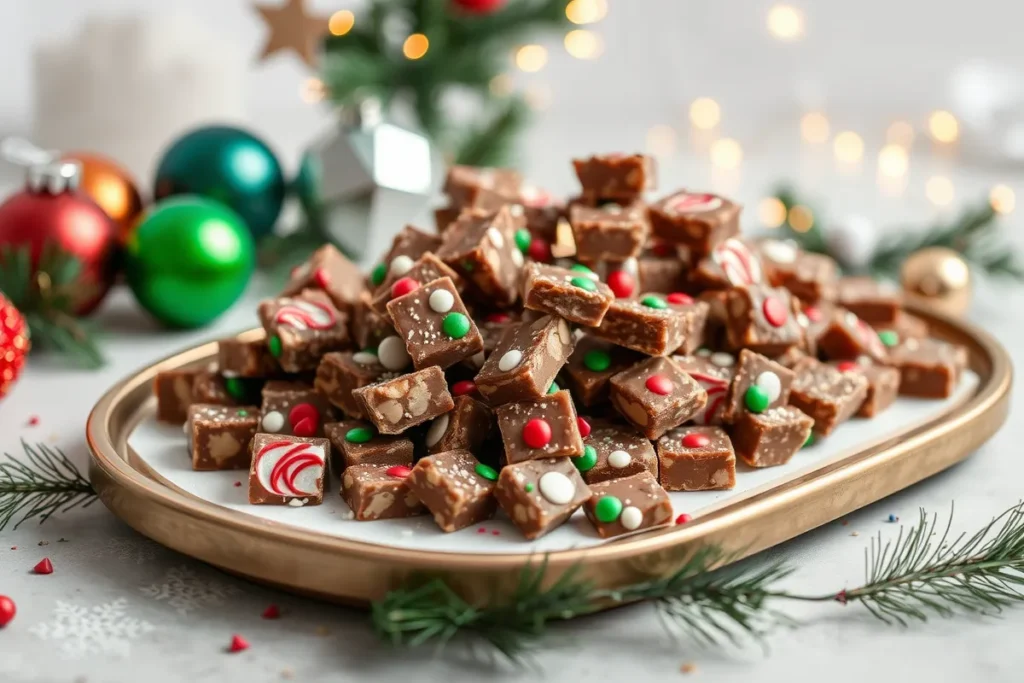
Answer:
xmin=153 ymin=125 xmax=286 ymax=240
xmin=125 ymin=197 xmax=255 ymax=329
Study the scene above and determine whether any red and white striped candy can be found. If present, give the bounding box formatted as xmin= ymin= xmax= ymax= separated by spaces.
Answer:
xmin=849 ymin=313 xmax=886 ymax=359
xmin=665 ymin=192 xmax=723 ymax=214
xmin=711 ymin=238 xmax=763 ymax=286
xmin=274 ymin=299 xmax=336 ymax=331
xmin=255 ymin=441 xmax=326 ymax=497
xmin=687 ymin=371 xmax=730 ymax=425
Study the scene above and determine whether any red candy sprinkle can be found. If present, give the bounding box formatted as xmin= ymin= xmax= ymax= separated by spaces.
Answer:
xmin=762 ymin=297 xmax=788 ymax=327
xmin=0 ymin=596 xmax=15 ymax=627
xmin=262 ymin=605 xmax=281 ymax=619
xmin=528 ymin=237 xmax=552 ymax=263
xmin=391 ymin=277 xmax=420 ymax=299
xmin=33 ymin=558 xmax=53 ymax=575
xmin=312 ymin=267 xmax=331 ymax=289
xmin=292 ymin=417 xmax=316 ymax=437
xmin=606 ymin=270 xmax=635 ymax=298
xmin=837 ymin=361 xmax=859 ymax=373
xmin=386 ymin=465 xmax=412 ymax=479
xmin=289 ymin=403 xmax=319 ymax=428
xmin=522 ymin=418 xmax=552 ymax=448
xmin=576 ymin=416 xmax=591 ymax=438
xmin=651 ymin=240 xmax=675 ymax=258
xmin=234 ymin=481 xmax=242 ymax=487
xmin=485 ymin=312 xmax=511 ymax=324
xmin=228 ymin=635 xmax=249 ymax=653
xmin=477 ymin=527 xmax=487 ymax=534
xmin=451 ymin=380 xmax=477 ymax=397
xmin=667 ymin=292 xmax=693 ymax=305
xmin=675 ymin=513 xmax=692 ymax=525
xmin=645 ymin=374 xmax=673 ymax=395
xmin=27 ymin=416 xmax=39 ymax=426
xmin=681 ymin=433 xmax=710 ymax=449
xmin=804 ymin=306 xmax=822 ymax=323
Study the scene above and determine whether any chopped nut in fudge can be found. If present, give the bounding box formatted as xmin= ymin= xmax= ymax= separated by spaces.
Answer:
xmin=315 ymin=350 xmax=398 ymax=419
xmin=495 ymin=458 xmax=592 ymax=539
xmin=657 ymin=426 xmax=736 ymax=491
xmin=341 ymin=464 xmax=424 ymax=521
xmin=406 ymin=449 xmax=498 ymax=532
xmin=353 ymin=366 xmax=454 ymax=435
xmin=474 ymin=315 xmax=574 ymax=406
xmin=583 ymin=471 xmax=673 ymax=538
xmin=187 ymin=404 xmax=260 ymax=471
xmin=609 ymin=356 xmax=707 ymax=439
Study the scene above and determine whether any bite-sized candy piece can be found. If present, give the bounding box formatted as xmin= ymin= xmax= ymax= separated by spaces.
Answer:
xmin=341 ymin=464 xmax=425 ymax=521
xmin=671 ymin=352 xmax=735 ymax=425
xmin=260 ymin=380 xmax=336 ymax=438
xmin=690 ymin=237 xmax=764 ymax=289
xmin=425 ymin=395 xmax=495 ymax=455
xmin=369 ymin=252 xmax=462 ymax=316
xmin=154 ymin=368 xmax=202 ymax=423
xmin=217 ymin=334 xmax=281 ymax=378
xmin=435 ymin=205 xmax=462 ymax=233
xmin=731 ymin=406 xmax=814 ymax=468
xmin=353 ymin=366 xmax=455 ymax=435
xmin=315 ymin=350 xmax=399 ymax=419
xmin=818 ymin=309 xmax=889 ymax=363
xmin=495 ymin=458 xmax=592 ymax=540
xmin=724 ymin=285 xmax=803 ymax=356
xmin=444 ymin=165 xmax=522 ymax=208
xmin=577 ymin=418 xmax=658 ymax=484
xmin=572 ymin=153 xmax=656 ymax=202
xmin=248 ymin=433 xmax=330 ymax=506
xmin=609 ymin=356 xmax=708 ymax=440
xmin=474 ymin=315 xmax=574 ymax=406
xmin=386 ymin=277 xmax=485 ymax=370
xmin=186 ymin=404 xmax=260 ymax=471
xmin=636 ymin=242 xmax=688 ymax=294
xmin=648 ymin=190 xmax=740 ymax=257
xmin=521 ymin=262 xmax=615 ymax=326
xmin=656 ymin=426 xmax=736 ymax=491
xmin=258 ymin=290 xmax=350 ymax=373
xmin=789 ymin=358 xmax=869 ymax=436
xmin=757 ymin=239 xmax=839 ymax=303
xmin=831 ymin=360 xmax=901 ymax=418
xmin=192 ymin=371 xmax=247 ymax=406
xmin=773 ymin=346 xmax=809 ymax=370
xmin=722 ymin=349 xmax=795 ymax=423
xmin=280 ymin=244 xmax=365 ymax=313
xmin=569 ymin=201 xmax=649 ymax=262
xmin=562 ymin=335 xmax=642 ymax=408
xmin=475 ymin=310 xmax=521 ymax=356
xmin=872 ymin=311 xmax=929 ymax=342
xmin=437 ymin=205 xmax=523 ymax=306
xmin=495 ymin=390 xmax=584 ymax=464
xmin=795 ymin=301 xmax=834 ymax=356
xmin=351 ymin=291 xmax=395 ymax=350
xmin=519 ymin=186 xmax=565 ymax=241
xmin=368 ymin=225 xmax=444 ymax=294
xmin=888 ymin=338 xmax=967 ymax=399
xmin=591 ymin=293 xmax=708 ymax=356
xmin=406 ymin=449 xmax=498 ymax=532
xmin=583 ymin=471 xmax=673 ymax=538
xmin=836 ymin=276 xmax=902 ymax=324
xmin=325 ymin=419 xmax=414 ymax=469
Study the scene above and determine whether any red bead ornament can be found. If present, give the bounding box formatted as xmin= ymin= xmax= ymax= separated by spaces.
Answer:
xmin=681 ymin=433 xmax=710 ymax=449
xmin=312 ymin=267 xmax=331 ymax=289
xmin=450 ymin=0 xmax=506 ymax=13
xmin=261 ymin=605 xmax=281 ymax=619
xmin=522 ymin=418 xmax=552 ymax=448
xmin=485 ymin=312 xmax=511 ymax=324
xmin=606 ymin=270 xmax=635 ymax=298
xmin=528 ymin=237 xmax=552 ymax=263
xmin=645 ymin=374 xmax=673 ymax=395
xmin=33 ymin=558 xmax=53 ymax=575
xmin=667 ymin=292 xmax=693 ymax=305
xmin=451 ymin=380 xmax=477 ymax=397
xmin=0 ymin=596 xmax=15 ymax=627
xmin=386 ymin=465 xmax=413 ymax=479
xmin=0 ymin=293 xmax=29 ymax=401
xmin=228 ymin=635 xmax=249 ymax=653
xmin=762 ymin=297 xmax=788 ymax=327
xmin=836 ymin=361 xmax=859 ymax=373
xmin=576 ymin=416 xmax=591 ymax=438
xmin=390 ymin=277 xmax=420 ymax=299
xmin=675 ymin=513 xmax=692 ymax=525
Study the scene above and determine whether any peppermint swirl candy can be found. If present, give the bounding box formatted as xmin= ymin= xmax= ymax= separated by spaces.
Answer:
xmin=275 ymin=299 xmax=336 ymax=330
xmin=255 ymin=440 xmax=326 ymax=497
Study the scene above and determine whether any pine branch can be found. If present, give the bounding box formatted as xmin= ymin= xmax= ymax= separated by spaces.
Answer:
xmin=454 ymin=97 xmax=530 ymax=167
xmin=0 ymin=441 xmax=97 ymax=531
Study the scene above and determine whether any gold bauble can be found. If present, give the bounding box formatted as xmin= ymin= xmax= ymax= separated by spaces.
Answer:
xmin=900 ymin=246 xmax=972 ymax=317
xmin=63 ymin=152 xmax=145 ymax=246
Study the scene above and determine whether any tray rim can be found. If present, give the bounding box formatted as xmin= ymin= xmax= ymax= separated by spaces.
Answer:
xmin=85 ymin=305 xmax=1013 ymax=596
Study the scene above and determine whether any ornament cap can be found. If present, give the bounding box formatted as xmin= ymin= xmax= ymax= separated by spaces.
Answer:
xmin=1 ymin=137 xmax=81 ymax=194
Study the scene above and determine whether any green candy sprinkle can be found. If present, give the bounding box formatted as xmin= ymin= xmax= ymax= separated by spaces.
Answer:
xmin=594 ymin=495 xmax=624 ymax=523
xmin=744 ymin=385 xmax=770 ymax=413
xmin=573 ymin=446 xmax=598 ymax=472
xmin=462 ymin=260 xmax=475 ymax=272
xmin=583 ymin=349 xmax=611 ymax=372
xmin=803 ymin=433 xmax=815 ymax=448
xmin=547 ymin=381 xmax=559 ymax=395
xmin=570 ymin=263 xmax=595 ymax=275
xmin=236 ymin=409 xmax=249 ymax=417
xmin=878 ymin=330 xmax=899 ymax=347
xmin=370 ymin=262 xmax=387 ymax=286
xmin=475 ymin=463 xmax=498 ymax=481
xmin=514 ymin=228 xmax=531 ymax=253
xmin=268 ymin=335 xmax=283 ymax=358
xmin=442 ymin=312 xmax=471 ymax=339
xmin=345 ymin=427 xmax=375 ymax=443
xmin=570 ymin=276 xmax=597 ymax=291
xmin=525 ymin=483 xmax=535 ymax=493
xmin=224 ymin=377 xmax=245 ymax=399
xmin=641 ymin=295 xmax=667 ymax=309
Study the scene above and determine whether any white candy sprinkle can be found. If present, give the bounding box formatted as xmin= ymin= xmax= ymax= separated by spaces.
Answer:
xmin=389 ymin=255 xmax=414 ymax=277
xmin=710 ymin=352 xmax=735 ymax=367
xmin=796 ymin=312 xmax=810 ymax=328
xmin=183 ymin=421 xmax=190 ymax=435
xmin=262 ymin=410 xmax=285 ymax=432
xmin=425 ymin=414 xmax=450 ymax=447
xmin=608 ymin=450 xmax=632 ymax=468
xmin=511 ymin=248 xmax=524 ymax=267
xmin=696 ymin=348 xmax=712 ymax=357
xmin=845 ymin=311 xmax=859 ymax=327
xmin=761 ymin=239 xmax=798 ymax=264
xmin=378 ymin=336 xmax=411 ymax=371
xmin=755 ymin=371 xmax=782 ymax=402
xmin=538 ymin=471 xmax=576 ymax=505
xmin=487 ymin=227 xmax=505 ymax=248
xmin=428 ymin=289 xmax=455 ymax=313
xmin=620 ymin=257 xmax=638 ymax=277
xmin=620 ymin=506 xmax=643 ymax=530
xmin=498 ymin=349 xmax=523 ymax=372
xmin=352 ymin=351 xmax=379 ymax=365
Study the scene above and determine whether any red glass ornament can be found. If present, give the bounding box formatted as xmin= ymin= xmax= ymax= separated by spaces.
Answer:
xmin=0 ymin=596 xmax=15 ymax=627
xmin=450 ymin=0 xmax=506 ymax=14
xmin=606 ymin=270 xmax=635 ymax=298
xmin=0 ymin=294 xmax=29 ymax=401
xmin=522 ymin=418 xmax=552 ymax=448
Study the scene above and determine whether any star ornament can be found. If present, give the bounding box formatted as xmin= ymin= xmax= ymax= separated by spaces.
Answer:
xmin=254 ymin=0 xmax=329 ymax=67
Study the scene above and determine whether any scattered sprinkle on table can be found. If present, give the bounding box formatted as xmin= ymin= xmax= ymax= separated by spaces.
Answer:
xmin=234 ymin=481 xmax=242 ymax=487
xmin=26 ymin=415 xmax=39 ymax=426
xmin=680 ymin=662 xmax=697 ymax=674
xmin=37 ymin=540 xmax=48 ymax=546
xmin=262 ymin=604 xmax=281 ymax=619
xmin=840 ymin=519 xmax=849 ymax=526
xmin=850 ymin=531 xmax=859 ymax=537
xmin=228 ymin=634 xmax=249 ymax=653
xmin=33 ymin=558 xmax=53 ymax=575
xmin=888 ymin=513 xmax=899 ymax=522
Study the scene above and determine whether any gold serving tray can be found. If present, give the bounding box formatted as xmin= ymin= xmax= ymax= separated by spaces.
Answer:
xmin=86 ymin=306 xmax=1012 ymax=608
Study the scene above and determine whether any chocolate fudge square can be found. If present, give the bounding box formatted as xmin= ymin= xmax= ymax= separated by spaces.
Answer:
xmin=325 ymin=420 xmax=414 ymax=469
xmin=437 ymin=206 xmax=523 ymax=306
xmin=873 ymin=311 xmax=929 ymax=342
xmin=353 ymin=366 xmax=454 ymax=434
xmin=724 ymin=285 xmax=803 ymax=356
xmin=583 ymin=471 xmax=673 ymax=539
xmin=444 ymin=165 xmax=522 ymax=208
xmin=789 ymin=358 xmax=869 ymax=436
xmin=657 ymin=426 xmax=736 ymax=491
xmin=609 ymin=356 xmax=707 ymax=440
xmin=818 ymin=309 xmax=889 ymax=363
xmin=260 ymin=380 xmax=335 ymax=438
xmin=577 ymin=419 xmax=658 ymax=484
xmin=795 ymin=301 xmax=835 ymax=356
xmin=217 ymin=334 xmax=281 ymax=378
xmin=562 ymin=335 xmax=642 ymax=408
xmin=495 ymin=458 xmax=592 ymax=540
xmin=636 ymin=243 xmax=688 ymax=294
xmin=187 ymin=404 xmax=260 ymax=471
xmin=496 ymin=390 xmax=585 ymax=464
xmin=369 ymin=225 xmax=444 ymax=294
xmin=258 ymin=289 xmax=350 ymax=372
xmin=248 ymin=433 xmax=330 ymax=506
xmin=521 ymin=262 xmax=615 ymax=326
xmin=192 ymin=371 xmax=254 ymax=406
xmin=691 ymin=237 xmax=765 ymax=289
xmin=831 ymin=360 xmax=901 ymax=418
xmin=475 ymin=315 xmax=574 ymax=406
xmin=889 ymin=338 xmax=968 ymax=399
xmin=370 ymin=252 xmax=462 ymax=316
xmin=315 ymin=350 xmax=397 ymax=419
xmin=341 ymin=464 xmax=425 ymax=521
xmin=280 ymin=244 xmax=365 ymax=313
xmin=569 ymin=201 xmax=648 ymax=262
xmin=721 ymin=349 xmax=795 ymax=423
xmin=154 ymin=368 xmax=201 ymax=423
xmin=837 ymin=276 xmax=901 ymax=324
xmin=758 ymin=239 xmax=839 ymax=303
xmin=731 ymin=406 xmax=814 ymax=468
xmin=386 ymin=276 xmax=484 ymax=370
xmin=572 ymin=153 xmax=656 ymax=202
xmin=352 ymin=291 xmax=395 ymax=350
xmin=671 ymin=353 xmax=735 ymax=425
xmin=648 ymin=191 xmax=740 ymax=256
xmin=406 ymin=449 xmax=498 ymax=532
xmin=425 ymin=395 xmax=495 ymax=455
xmin=592 ymin=294 xmax=708 ymax=356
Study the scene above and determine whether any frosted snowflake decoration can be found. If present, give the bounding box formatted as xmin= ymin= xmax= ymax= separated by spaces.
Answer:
xmin=29 ymin=598 xmax=155 ymax=659
xmin=139 ymin=565 xmax=242 ymax=616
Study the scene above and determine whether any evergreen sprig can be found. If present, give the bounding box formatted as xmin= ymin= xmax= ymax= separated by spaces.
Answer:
xmin=0 ymin=441 xmax=97 ymax=532
xmin=372 ymin=503 xmax=1024 ymax=664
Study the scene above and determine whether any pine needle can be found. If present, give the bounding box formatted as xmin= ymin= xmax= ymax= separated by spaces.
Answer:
xmin=0 ymin=440 xmax=97 ymax=531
